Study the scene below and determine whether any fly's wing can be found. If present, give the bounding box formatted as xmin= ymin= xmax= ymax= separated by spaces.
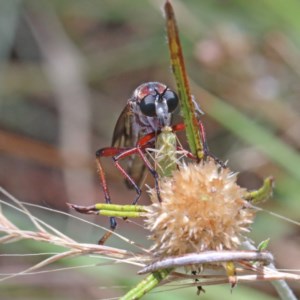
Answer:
xmin=112 ymin=104 xmax=133 ymax=148
xmin=112 ymin=104 xmax=146 ymax=190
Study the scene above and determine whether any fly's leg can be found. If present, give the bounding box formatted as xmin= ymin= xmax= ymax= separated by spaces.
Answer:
xmin=95 ymin=146 xmax=151 ymax=242
xmin=70 ymin=133 xmax=161 ymax=244
xmin=197 ymin=122 xmax=226 ymax=167
xmin=137 ymin=132 xmax=163 ymax=202
xmin=96 ymin=142 xmax=160 ymax=228
xmin=197 ymin=121 xmax=209 ymax=157
xmin=95 ymin=149 xmax=118 ymax=244
xmin=137 ymin=147 xmax=162 ymax=203
xmin=112 ymin=140 xmax=162 ymax=203
xmin=172 ymin=121 xmax=208 ymax=158
xmin=172 ymin=122 xmax=226 ymax=167
xmin=71 ymin=146 xmax=125 ymax=244
xmin=110 ymin=147 xmax=143 ymax=206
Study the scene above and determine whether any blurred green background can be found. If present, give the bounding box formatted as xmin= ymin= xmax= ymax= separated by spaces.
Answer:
xmin=0 ymin=0 xmax=299 ymax=299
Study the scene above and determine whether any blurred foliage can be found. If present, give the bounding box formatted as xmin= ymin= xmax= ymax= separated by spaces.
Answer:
xmin=0 ymin=0 xmax=299 ymax=299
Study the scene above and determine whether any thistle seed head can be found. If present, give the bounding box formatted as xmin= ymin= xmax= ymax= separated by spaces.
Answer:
xmin=145 ymin=159 xmax=255 ymax=258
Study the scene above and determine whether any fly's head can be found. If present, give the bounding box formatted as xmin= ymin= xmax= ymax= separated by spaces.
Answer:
xmin=130 ymin=82 xmax=179 ymax=131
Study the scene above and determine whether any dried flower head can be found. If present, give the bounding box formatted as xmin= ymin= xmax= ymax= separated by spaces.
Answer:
xmin=145 ymin=159 xmax=255 ymax=258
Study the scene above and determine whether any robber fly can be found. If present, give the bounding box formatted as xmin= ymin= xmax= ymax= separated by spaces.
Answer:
xmin=111 ymin=81 xmax=179 ymax=188
xmin=71 ymin=81 xmax=209 ymax=244
xmin=71 ymin=81 xmax=199 ymax=244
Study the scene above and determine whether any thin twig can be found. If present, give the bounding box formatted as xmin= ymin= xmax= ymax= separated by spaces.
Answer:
xmin=138 ymin=250 xmax=274 ymax=274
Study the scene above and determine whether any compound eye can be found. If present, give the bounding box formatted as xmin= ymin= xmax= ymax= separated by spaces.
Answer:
xmin=164 ymin=90 xmax=179 ymax=113
xmin=140 ymin=94 xmax=157 ymax=117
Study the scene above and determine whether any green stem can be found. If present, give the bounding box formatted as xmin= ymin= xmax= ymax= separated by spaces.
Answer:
xmin=94 ymin=203 xmax=147 ymax=218
xmin=120 ymin=269 xmax=172 ymax=300
xmin=244 ymin=176 xmax=274 ymax=204
xmin=165 ymin=1 xmax=204 ymax=160
xmin=94 ymin=204 xmax=146 ymax=212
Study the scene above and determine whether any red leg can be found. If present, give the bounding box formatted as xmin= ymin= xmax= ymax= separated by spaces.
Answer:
xmin=94 ymin=134 xmax=159 ymax=206
xmin=172 ymin=121 xmax=225 ymax=167
xmin=110 ymin=147 xmax=143 ymax=204
xmin=101 ymin=130 xmax=162 ymax=204
xmin=96 ymin=147 xmax=124 ymax=244
xmin=176 ymin=146 xmax=197 ymax=160
xmin=112 ymin=143 xmax=162 ymax=203
xmin=197 ymin=121 xmax=209 ymax=157
xmin=137 ymin=132 xmax=162 ymax=202
xmin=71 ymin=146 xmax=140 ymax=244
xmin=95 ymin=146 xmax=142 ymax=203
xmin=172 ymin=121 xmax=209 ymax=157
